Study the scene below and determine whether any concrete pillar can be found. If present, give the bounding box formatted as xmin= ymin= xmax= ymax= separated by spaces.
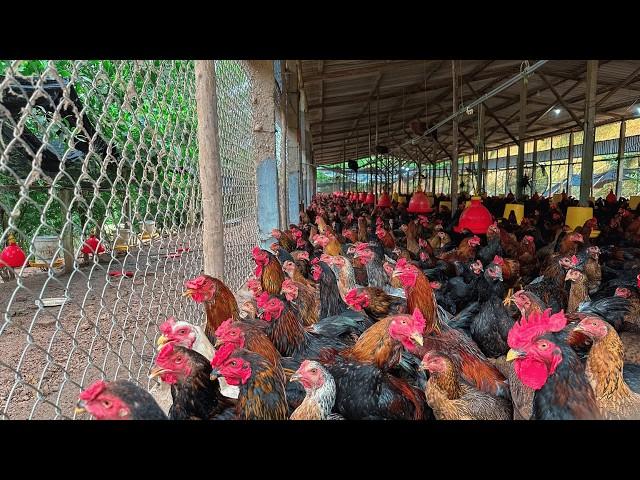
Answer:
xmin=580 ymin=60 xmax=598 ymax=205
xmin=247 ymin=60 xmax=279 ymax=250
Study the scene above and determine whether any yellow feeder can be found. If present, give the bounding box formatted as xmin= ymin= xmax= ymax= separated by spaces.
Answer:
xmin=398 ymin=195 xmax=406 ymax=205
xmin=630 ymin=196 xmax=640 ymax=210
xmin=551 ymin=193 xmax=563 ymax=204
xmin=566 ymin=206 xmax=600 ymax=238
xmin=392 ymin=192 xmax=399 ymax=202
xmin=439 ymin=201 xmax=452 ymax=213
xmin=503 ymin=204 xmax=524 ymax=224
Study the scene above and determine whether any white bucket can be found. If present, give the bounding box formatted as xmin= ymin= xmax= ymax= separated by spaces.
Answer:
xmin=32 ymin=236 xmax=59 ymax=262
xmin=114 ymin=228 xmax=131 ymax=247
xmin=140 ymin=220 xmax=156 ymax=236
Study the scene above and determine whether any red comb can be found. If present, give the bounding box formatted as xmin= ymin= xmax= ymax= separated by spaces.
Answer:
xmin=251 ymin=246 xmax=261 ymax=258
xmin=211 ymin=342 xmax=235 ymax=368
xmin=571 ymin=255 xmax=579 ymax=266
xmin=159 ymin=317 xmax=177 ymax=336
xmin=185 ymin=275 xmax=206 ymax=290
xmin=256 ymin=291 xmax=270 ymax=308
xmin=411 ymin=308 xmax=426 ymax=333
xmin=395 ymin=258 xmax=408 ymax=269
xmin=215 ymin=318 xmax=234 ymax=339
xmin=156 ymin=342 xmax=175 ymax=364
xmin=492 ymin=255 xmax=504 ymax=266
xmin=79 ymin=379 xmax=107 ymax=401
xmin=507 ymin=308 xmax=567 ymax=349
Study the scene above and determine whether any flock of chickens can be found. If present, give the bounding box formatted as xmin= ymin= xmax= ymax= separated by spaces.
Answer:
xmin=74 ymin=192 xmax=640 ymax=420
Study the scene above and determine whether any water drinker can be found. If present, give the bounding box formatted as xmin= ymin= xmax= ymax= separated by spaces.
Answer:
xmin=454 ymin=197 xmax=493 ymax=234
xmin=566 ymin=206 xmax=599 ymax=238
xmin=503 ymin=204 xmax=524 ymax=224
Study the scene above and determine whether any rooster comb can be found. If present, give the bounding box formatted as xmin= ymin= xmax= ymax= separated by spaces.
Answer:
xmin=211 ymin=342 xmax=235 ymax=368
xmin=215 ymin=318 xmax=234 ymax=338
xmin=507 ymin=308 xmax=567 ymax=349
xmin=159 ymin=317 xmax=177 ymax=336
xmin=492 ymin=255 xmax=505 ymax=266
xmin=79 ymin=379 xmax=107 ymax=401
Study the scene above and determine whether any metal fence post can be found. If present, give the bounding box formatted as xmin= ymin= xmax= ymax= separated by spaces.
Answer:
xmin=195 ymin=60 xmax=225 ymax=278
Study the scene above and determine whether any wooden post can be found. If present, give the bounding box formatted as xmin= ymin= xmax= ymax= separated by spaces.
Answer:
xmin=60 ymin=188 xmax=75 ymax=275
xmin=476 ymin=103 xmax=485 ymax=195
xmin=615 ymin=120 xmax=626 ymax=197
xmin=195 ymin=60 xmax=225 ymax=278
xmin=515 ymin=76 xmax=528 ymax=199
xmin=450 ymin=60 xmax=459 ymax=212
xmin=580 ymin=60 xmax=599 ymax=205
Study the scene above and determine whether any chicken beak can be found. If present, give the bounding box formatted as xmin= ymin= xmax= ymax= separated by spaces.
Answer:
xmin=74 ymin=400 xmax=86 ymax=416
xmin=156 ymin=335 xmax=169 ymax=349
xmin=506 ymin=349 xmax=525 ymax=362
xmin=214 ymin=338 xmax=224 ymax=348
xmin=418 ymin=362 xmax=426 ymax=371
xmin=410 ymin=333 xmax=424 ymax=346
xmin=149 ymin=366 xmax=170 ymax=379
xmin=392 ymin=270 xmax=401 ymax=278
xmin=210 ymin=369 xmax=220 ymax=381
xmin=573 ymin=324 xmax=585 ymax=333
xmin=289 ymin=373 xmax=302 ymax=383
xmin=182 ymin=289 xmax=194 ymax=298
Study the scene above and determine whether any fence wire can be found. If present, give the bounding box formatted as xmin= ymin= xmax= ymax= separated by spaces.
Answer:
xmin=0 ymin=59 xmax=259 ymax=419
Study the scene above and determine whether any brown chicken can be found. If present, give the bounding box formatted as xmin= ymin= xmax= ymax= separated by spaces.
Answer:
xmin=253 ymin=247 xmax=286 ymax=295
xmin=566 ymin=268 xmax=590 ymax=313
xmin=574 ymin=317 xmax=640 ymax=419
xmin=344 ymin=287 xmax=406 ymax=321
xmin=183 ymin=275 xmax=240 ymax=343
xmin=401 ymin=220 xmax=420 ymax=256
xmin=420 ymin=351 xmax=513 ymax=420
xmin=518 ymin=235 xmax=539 ymax=284
xmin=392 ymin=259 xmax=509 ymax=399
xmin=437 ymin=235 xmax=481 ymax=264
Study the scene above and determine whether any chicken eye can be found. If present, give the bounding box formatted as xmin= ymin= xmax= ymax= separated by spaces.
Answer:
xmin=230 ymin=360 xmax=237 ymax=366
xmin=242 ymin=364 xmax=248 ymax=369
xmin=539 ymin=343 xmax=548 ymax=349
xmin=401 ymin=320 xmax=407 ymax=325
xmin=231 ymin=331 xmax=237 ymax=336
xmin=102 ymin=399 xmax=112 ymax=408
xmin=178 ymin=330 xmax=186 ymax=335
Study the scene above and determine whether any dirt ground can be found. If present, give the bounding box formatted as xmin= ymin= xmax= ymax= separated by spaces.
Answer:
xmin=0 ymin=233 xmax=206 ymax=419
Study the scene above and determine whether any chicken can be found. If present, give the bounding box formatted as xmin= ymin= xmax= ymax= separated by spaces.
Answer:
xmin=253 ymin=247 xmax=286 ymax=295
xmin=392 ymin=258 xmax=509 ymax=399
xmin=150 ymin=343 xmax=236 ymax=420
xmin=375 ymin=224 xmax=396 ymax=251
xmin=584 ymin=246 xmax=602 ymax=294
xmin=615 ymin=287 xmax=640 ymax=333
xmin=565 ymin=268 xmax=590 ymax=313
xmin=344 ymin=287 xmax=406 ymax=321
xmin=271 ymin=228 xmax=296 ymax=252
xmin=319 ymin=253 xmax=356 ymax=301
xmin=505 ymin=309 xmax=601 ymax=419
xmin=182 ymin=275 xmax=240 ymax=343
xmin=469 ymin=263 xmax=515 ymax=358
xmin=281 ymin=277 xmax=319 ymax=327
xmin=419 ymin=352 xmax=512 ymax=420
xmin=349 ymin=242 xmax=389 ymax=288
xmin=210 ymin=345 xmax=288 ymax=420
xmin=477 ymin=223 xmax=503 ymax=266
xmin=518 ymin=235 xmax=540 ymax=285
xmin=437 ymin=235 xmax=481 ymax=264
xmin=573 ymin=317 xmax=640 ymax=419
xmin=401 ymin=220 xmax=420 ymax=256
xmin=289 ymin=360 xmax=342 ymax=420
xmin=75 ymin=379 xmax=167 ymax=420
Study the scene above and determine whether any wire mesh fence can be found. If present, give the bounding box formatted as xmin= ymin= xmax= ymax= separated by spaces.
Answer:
xmin=0 ymin=59 xmax=259 ymax=419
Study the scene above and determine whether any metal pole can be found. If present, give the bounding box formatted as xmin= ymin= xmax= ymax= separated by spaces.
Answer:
xmin=476 ymin=103 xmax=485 ymax=195
xmin=505 ymin=147 xmax=510 ymax=195
xmin=531 ymin=139 xmax=538 ymax=195
xmin=195 ymin=60 xmax=225 ymax=278
xmin=60 ymin=188 xmax=75 ymax=275
xmin=616 ymin=120 xmax=626 ymax=197
xmin=580 ymin=60 xmax=599 ymax=205
xmin=450 ymin=60 xmax=459 ymax=212
xmin=567 ymin=132 xmax=574 ymax=197
xmin=516 ymin=76 xmax=527 ymax=199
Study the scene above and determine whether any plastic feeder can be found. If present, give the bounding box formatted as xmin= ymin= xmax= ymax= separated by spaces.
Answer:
xmin=566 ymin=206 xmax=599 ymax=238
xmin=407 ymin=187 xmax=433 ymax=214
xmin=630 ymin=196 xmax=640 ymax=210
xmin=439 ymin=201 xmax=452 ymax=213
xmin=377 ymin=192 xmax=392 ymax=208
xmin=364 ymin=192 xmax=376 ymax=205
xmin=1 ymin=234 xmax=27 ymax=268
xmin=454 ymin=197 xmax=493 ymax=234
xmin=503 ymin=204 xmax=524 ymax=224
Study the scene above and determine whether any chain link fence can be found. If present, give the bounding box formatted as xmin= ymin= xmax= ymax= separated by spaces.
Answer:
xmin=0 ymin=59 xmax=259 ymax=419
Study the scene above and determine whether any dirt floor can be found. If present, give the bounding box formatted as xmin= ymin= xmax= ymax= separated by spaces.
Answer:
xmin=0 ymin=232 xmax=206 ymax=419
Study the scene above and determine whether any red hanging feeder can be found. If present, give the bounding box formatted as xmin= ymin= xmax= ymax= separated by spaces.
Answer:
xmin=0 ymin=234 xmax=27 ymax=268
xmin=81 ymin=234 xmax=105 ymax=256
xmin=454 ymin=197 xmax=493 ymax=234
xmin=407 ymin=186 xmax=433 ymax=214
xmin=606 ymin=189 xmax=617 ymax=204
xmin=377 ymin=191 xmax=392 ymax=208
xmin=364 ymin=192 xmax=376 ymax=204
xmin=358 ymin=192 xmax=367 ymax=202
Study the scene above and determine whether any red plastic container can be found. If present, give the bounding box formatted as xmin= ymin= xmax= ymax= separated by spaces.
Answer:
xmin=81 ymin=235 xmax=105 ymax=255
xmin=0 ymin=235 xmax=27 ymax=268
xmin=454 ymin=197 xmax=493 ymax=234
xmin=364 ymin=192 xmax=376 ymax=204
xmin=407 ymin=189 xmax=433 ymax=214
xmin=377 ymin=192 xmax=392 ymax=208
xmin=359 ymin=192 xmax=367 ymax=202
xmin=606 ymin=189 xmax=617 ymax=203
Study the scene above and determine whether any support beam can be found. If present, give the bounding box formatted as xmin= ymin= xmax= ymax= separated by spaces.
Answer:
xmin=515 ymin=75 xmax=528 ymax=199
xmin=580 ymin=61 xmax=598 ymax=205
xmin=566 ymin=132 xmax=574 ymax=196
xmin=195 ymin=60 xmax=225 ymax=278
xmin=451 ymin=61 xmax=459 ymax=212
xmin=537 ymin=72 xmax=584 ymax=129
xmin=616 ymin=120 xmax=627 ymax=197
xmin=278 ymin=71 xmax=289 ymax=229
